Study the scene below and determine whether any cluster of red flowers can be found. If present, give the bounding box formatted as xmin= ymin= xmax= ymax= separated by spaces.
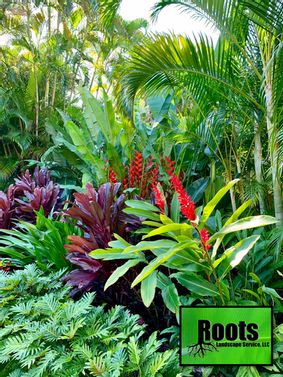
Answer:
xmin=108 ymin=151 xmax=159 ymax=198
xmin=108 ymin=153 xmax=211 ymax=251
xmin=200 ymin=228 xmax=212 ymax=250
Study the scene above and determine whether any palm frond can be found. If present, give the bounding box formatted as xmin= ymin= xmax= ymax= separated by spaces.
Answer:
xmin=152 ymin=0 xmax=283 ymax=34
xmin=97 ymin=0 xmax=123 ymax=29
xmin=120 ymin=33 xmax=262 ymax=112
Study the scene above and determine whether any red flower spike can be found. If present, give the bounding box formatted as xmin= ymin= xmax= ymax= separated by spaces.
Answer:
xmin=170 ymin=174 xmax=196 ymax=221
xmin=152 ymin=184 xmax=165 ymax=213
xmin=129 ymin=159 xmax=136 ymax=187
xmin=150 ymin=163 xmax=159 ymax=189
xmin=200 ymin=228 xmax=212 ymax=250
xmin=165 ymin=156 xmax=175 ymax=176
xmin=134 ymin=150 xmax=143 ymax=186
xmin=108 ymin=167 xmax=118 ymax=184
xmin=123 ymin=177 xmax=128 ymax=190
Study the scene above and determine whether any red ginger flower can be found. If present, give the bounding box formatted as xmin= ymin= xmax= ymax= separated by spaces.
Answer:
xmin=129 ymin=159 xmax=136 ymax=187
xmin=200 ymin=228 xmax=212 ymax=250
xmin=152 ymin=184 xmax=165 ymax=213
xmin=165 ymin=156 xmax=175 ymax=176
xmin=170 ymin=174 xmax=196 ymax=221
xmin=108 ymin=167 xmax=117 ymax=183
xmin=150 ymin=163 xmax=159 ymax=188
xmin=134 ymin=150 xmax=143 ymax=185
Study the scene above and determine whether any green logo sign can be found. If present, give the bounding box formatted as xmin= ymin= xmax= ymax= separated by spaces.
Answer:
xmin=180 ymin=306 xmax=272 ymax=366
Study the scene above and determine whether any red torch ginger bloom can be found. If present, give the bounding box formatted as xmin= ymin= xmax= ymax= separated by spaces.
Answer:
xmin=200 ymin=228 xmax=212 ymax=250
xmin=170 ymin=174 xmax=196 ymax=221
xmin=152 ymin=184 xmax=165 ymax=213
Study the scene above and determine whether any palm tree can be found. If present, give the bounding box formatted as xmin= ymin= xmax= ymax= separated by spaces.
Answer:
xmin=98 ymin=0 xmax=283 ymax=222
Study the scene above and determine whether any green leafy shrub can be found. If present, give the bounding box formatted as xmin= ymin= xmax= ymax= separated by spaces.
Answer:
xmin=0 ymin=211 xmax=79 ymax=270
xmin=0 ymin=265 xmax=184 ymax=377
xmin=90 ymin=180 xmax=279 ymax=314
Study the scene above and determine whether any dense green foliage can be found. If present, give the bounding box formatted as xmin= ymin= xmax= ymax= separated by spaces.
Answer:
xmin=0 ymin=210 xmax=79 ymax=269
xmin=0 ymin=265 xmax=183 ymax=377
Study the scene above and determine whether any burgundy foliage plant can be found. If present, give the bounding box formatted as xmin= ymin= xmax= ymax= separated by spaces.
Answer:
xmin=0 ymin=167 xmax=63 ymax=229
xmin=63 ymin=182 xmax=140 ymax=291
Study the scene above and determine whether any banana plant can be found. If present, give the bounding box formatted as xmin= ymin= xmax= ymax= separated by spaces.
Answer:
xmin=90 ymin=180 xmax=278 ymax=318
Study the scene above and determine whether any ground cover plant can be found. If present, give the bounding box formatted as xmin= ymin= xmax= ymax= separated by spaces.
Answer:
xmin=0 ymin=0 xmax=283 ymax=376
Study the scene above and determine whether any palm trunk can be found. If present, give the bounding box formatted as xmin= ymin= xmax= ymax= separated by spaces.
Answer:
xmin=51 ymin=72 xmax=57 ymax=107
xmin=229 ymin=187 xmax=237 ymax=212
xmin=34 ymin=66 xmax=39 ymax=139
xmin=44 ymin=74 xmax=50 ymax=108
xmin=254 ymin=122 xmax=265 ymax=214
xmin=265 ymin=80 xmax=283 ymax=224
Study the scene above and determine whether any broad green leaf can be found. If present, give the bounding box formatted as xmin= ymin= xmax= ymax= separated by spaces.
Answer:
xmin=124 ymin=240 xmax=176 ymax=253
xmin=170 ymin=192 xmax=180 ymax=223
xmin=131 ymin=244 xmax=188 ymax=287
xmin=104 ymin=260 xmax=140 ymax=290
xmin=249 ymin=272 xmax=262 ymax=285
xmin=188 ymin=177 xmax=209 ymax=203
xmin=108 ymin=240 xmax=129 ymax=249
xmin=171 ymin=273 xmax=220 ymax=297
xmin=242 ymin=289 xmax=261 ymax=301
xmin=141 ymin=271 xmax=157 ymax=307
xmin=90 ymin=248 xmax=144 ymax=260
xmin=123 ymin=208 xmax=160 ymax=221
xmin=236 ymin=366 xmax=260 ymax=377
xmin=260 ymin=286 xmax=282 ymax=300
xmin=160 ymin=214 xmax=174 ymax=224
xmin=113 ymin=234 xmax=131 ymax=247
xmin=142 ymin=223 xmax=193 ymax=240
xmin=161 ymin=282 xmax=180 ymax=316
xmin=224 ymin=200 xmax=253 ymax=226
xmin=142 ymin=220 xmax=163 ymax=228
xmin=157 ymin=271 xmax=172 ymax=290
xmin=80 ymin=87 xmax=110 ymax=142
xmin=211 ymin=199 xmax=253 ymax=258
xmin=167 ymin=247 xmax=211 ymax=272
xmin=0 ymin=247 xmax=32 ymax=260
xmin=201 ymin=179 xmax=239 ymax=225
xmin=125 ymin=200 xmax=159 ymax=212
xmin=216 ymin=235 xmax=260 ymax=279
xmin=210 ymin=215 xmax=277 ymax=241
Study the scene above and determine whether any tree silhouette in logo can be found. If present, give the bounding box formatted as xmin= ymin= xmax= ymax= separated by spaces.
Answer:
xmin=188 ymin=322 xmax=219 ymax=358
xmin=188 ymin=341 xmax=218 ymax=358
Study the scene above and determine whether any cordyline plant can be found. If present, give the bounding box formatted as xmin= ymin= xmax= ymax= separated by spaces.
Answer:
xmin=63 ymin=182 xmax=140 ymax=291
xmin=90 ymin=177 xmax=278 ymax=317
xmin=0 ymin=167 xmax=63 ymax=229
xmin=0 ymin=188 xmax=13 ymax=229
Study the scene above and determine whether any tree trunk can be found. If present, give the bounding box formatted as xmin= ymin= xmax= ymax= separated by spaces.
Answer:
xmin=254 ymin=122 xmax=265 ymax=214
